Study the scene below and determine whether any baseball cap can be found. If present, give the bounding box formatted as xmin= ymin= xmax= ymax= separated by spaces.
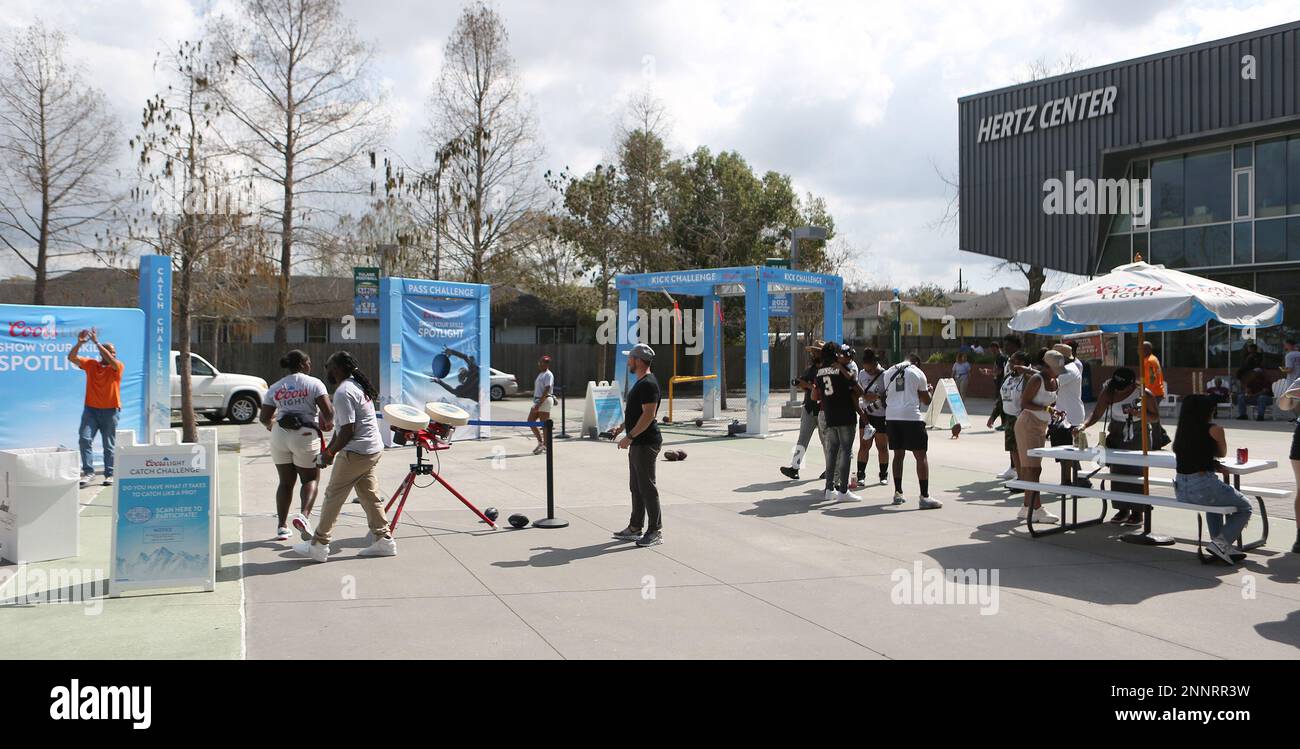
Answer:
xmin=540 ymin=355 xmax=552 ymax=362
xmin=622 ymin=343 xmax=655 ymax=362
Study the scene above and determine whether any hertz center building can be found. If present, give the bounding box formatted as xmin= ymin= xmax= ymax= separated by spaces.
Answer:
xmin=959 ymin=21 xmax=1300 ymax=372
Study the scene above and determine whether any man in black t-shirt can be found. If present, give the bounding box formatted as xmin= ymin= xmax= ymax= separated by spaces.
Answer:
xmin=815 ymin=342 xmax=865 ymax=502
xmin=781 ymin=344 xmax=825 ymax=480
xmin=611 ymin=343 xmax=664 ymax=547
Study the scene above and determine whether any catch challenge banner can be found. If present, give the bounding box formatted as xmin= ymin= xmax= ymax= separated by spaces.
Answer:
xmin=0 ymin=305 xmax=147 ymax=458
xmin=379 ymin=278 xmax=492 ymax=441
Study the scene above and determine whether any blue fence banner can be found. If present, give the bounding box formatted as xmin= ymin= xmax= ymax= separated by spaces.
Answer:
xmin=0 ymin=304 xmax=146 ymax=457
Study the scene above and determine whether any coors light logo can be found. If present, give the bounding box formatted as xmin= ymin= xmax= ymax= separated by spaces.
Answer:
xmin=1095 ymin=283 xmax=1163 ymax=301
xmin=7 ymin=318 xmax=60 ymax=339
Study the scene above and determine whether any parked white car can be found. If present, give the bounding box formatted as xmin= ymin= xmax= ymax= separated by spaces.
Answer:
xmin=489 ymin=368 xmax=519 ymax=401
xmin=170 ymin=351 xmax=268 ymax=425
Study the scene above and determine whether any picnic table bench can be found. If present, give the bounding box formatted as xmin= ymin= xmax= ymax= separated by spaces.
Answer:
xmin=1008 ymin=446 xmax=1283 ymax=561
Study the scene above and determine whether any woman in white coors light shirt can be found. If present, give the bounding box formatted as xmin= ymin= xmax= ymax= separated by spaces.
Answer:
xmin=259 ymin=350 xmax=334 ymax=542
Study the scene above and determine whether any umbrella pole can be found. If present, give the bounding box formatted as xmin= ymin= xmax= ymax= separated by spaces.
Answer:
xmin=1122 ymin=321 xmax=1174 ymax=546
xmin=1139 ymin=322 xmax=1150 ymax=496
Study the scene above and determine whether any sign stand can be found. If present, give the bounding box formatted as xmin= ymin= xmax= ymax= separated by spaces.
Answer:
xmin=581 ymin=381 xmax=624 ymax=439
xmin=924 ymin=378 xmax=973 ymax=431
xmin=110 ymin=428 xmax=218 ymax=596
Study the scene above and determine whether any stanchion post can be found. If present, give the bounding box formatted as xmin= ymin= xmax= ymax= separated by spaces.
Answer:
xmin=533 ymin=419 xmax=568 ymax=528
xmin=556 ymin=385 xmax=572 ymax=439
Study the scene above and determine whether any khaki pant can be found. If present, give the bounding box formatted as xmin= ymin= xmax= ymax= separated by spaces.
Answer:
xmin=312 ymin=450 xmax=390 ymax=545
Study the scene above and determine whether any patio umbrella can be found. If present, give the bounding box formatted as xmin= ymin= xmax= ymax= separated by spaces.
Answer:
xmin=1009 ymin=259 xmax=1283 ymax=512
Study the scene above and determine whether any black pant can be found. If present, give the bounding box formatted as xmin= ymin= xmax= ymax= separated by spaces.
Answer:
xmin=1106 ymin=420 xmax=1155 ymax=513
xmin=628 ymin=443 xmax=662 ymax=531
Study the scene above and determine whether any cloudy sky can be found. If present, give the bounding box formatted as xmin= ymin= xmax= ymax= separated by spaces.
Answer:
xmin=2 ymin=0 xmax=1297 ymax=293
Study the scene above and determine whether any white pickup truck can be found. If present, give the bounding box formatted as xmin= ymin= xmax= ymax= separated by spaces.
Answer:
xmin=170 ymin=350 xmax=268 ymax=424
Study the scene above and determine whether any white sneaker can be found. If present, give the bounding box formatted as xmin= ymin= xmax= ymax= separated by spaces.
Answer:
xmin=824 ymin=488 xmax=837 ymax=502
xmin=1017 ymin=506 xmax=1030 ymax=521
xmin=919 ymin=496 xmax=943 ymax=510
xmin=275 ymin=527 xmax=292 ymax=541
xmin=892 ymin=492 xmax=907 ymax=506
xmin=290 ymin=512 xmax=314 ymax=542
xmin=997 ymin=467 xmax=1017 ymax=480
xmin=838 ymin=489 xmax=863 ymax=502
xmin=1032 ymin=508 xmax=1060 ymax=524
xmin=359 ymin=536 xmax=398 ymax=557
xmin=292 ymin=541 xmax=329 ymax=563
xmin=532 ymin=444 xmax=546 ymax=455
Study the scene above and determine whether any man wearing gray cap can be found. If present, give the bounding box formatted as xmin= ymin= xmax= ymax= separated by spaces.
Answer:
xmin=611 ymin=343 xmax=664 ymax=547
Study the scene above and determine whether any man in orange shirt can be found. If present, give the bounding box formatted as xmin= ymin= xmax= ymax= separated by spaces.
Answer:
xmin=1141 ymin=340 xmax=1166 ymax=398
xmin=67 ymin=328 xmax=124 ymax=488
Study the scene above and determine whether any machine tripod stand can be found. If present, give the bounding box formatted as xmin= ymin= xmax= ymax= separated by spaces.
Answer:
xmin=386 ymin=425 xmax=497 ymax=531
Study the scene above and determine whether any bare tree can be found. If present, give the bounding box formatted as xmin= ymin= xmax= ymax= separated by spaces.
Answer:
xmin=0 ymin=22 xmax=120 ymax=303
xmin=210 ymin=0 xmax=384 ymax=343
xmin=428 ymin=1 xmax=543 ymax=283
xmin=932 ymin=54 xmax=1088 ymax=306
xmin=129 ymin=40 xmax=258 ymax=442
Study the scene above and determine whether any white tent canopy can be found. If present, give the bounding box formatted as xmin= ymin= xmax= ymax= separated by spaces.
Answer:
xmin=1009 ymin=262 xmax=1284 ymax=335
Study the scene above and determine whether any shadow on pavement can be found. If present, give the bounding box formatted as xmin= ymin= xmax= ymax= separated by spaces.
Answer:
xmin=739 ymin=489 xmax=846 ymax=518
xmin=1256 ymin=609 xmax=1300 ymax=650
xmin=492 ymin=541 xmax=637 ymax=569
xmin=924 ymin=521 xmax=1219 ymax=605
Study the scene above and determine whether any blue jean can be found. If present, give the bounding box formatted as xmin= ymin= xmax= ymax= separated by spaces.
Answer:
xmin=78 ymin=406 xmax=120 ymax=476
xmin=822 ymin=423 xmax=855 ymax=492
xmin=1174 ymin=472 xmax=1252 ymax=545
xmin=1236 ymin=393 xmax=1272 ymax=418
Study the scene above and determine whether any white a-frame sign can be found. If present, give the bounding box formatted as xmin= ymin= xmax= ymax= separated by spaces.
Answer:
xmin=924 ymin=378 xmax=973 ymax=431
xmin=110 ymin=428 xmax=219 ymax=596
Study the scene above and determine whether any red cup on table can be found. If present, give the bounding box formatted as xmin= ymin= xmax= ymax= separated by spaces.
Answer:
xmin=1236 ymin=448 xmax=1248 ymax=465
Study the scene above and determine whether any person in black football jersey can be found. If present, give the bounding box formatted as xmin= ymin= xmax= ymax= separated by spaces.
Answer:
xmin=814 ymin=342 xmax=865 ymax=502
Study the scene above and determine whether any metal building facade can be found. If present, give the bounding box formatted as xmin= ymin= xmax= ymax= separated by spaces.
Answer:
xmin=958 ymin=21 xmax=1300 ymax=276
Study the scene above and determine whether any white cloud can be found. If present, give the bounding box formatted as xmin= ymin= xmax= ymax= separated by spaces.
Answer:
xmin=1 ymin=0 xmax=1292 ymax=290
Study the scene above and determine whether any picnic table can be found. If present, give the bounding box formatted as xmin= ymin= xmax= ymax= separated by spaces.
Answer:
xmin=1008 ymin=446 xmax=1282 ymax=560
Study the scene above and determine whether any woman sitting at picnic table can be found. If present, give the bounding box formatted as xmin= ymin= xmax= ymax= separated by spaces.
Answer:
xmin=1173 ymin=394 xmax=1251 ymax=565
xmin=1079 ymin=367 xmax=1163 ymax=526
xmin=1015 ymin=348 xmax=1062 ymax=524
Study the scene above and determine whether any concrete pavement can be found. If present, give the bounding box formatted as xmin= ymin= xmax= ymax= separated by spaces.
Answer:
xmin=5 ymin=395 xmax=1297 ymax=659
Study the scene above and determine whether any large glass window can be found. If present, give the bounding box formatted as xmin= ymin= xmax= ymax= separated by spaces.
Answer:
xmin=1184 ymin=148 xmax=1231 ymax=224
xmin=1255 ymin=218 xmax=1286 ymax=262
xmin=1233 ymin=222 xmax=1252 ymax=264
xmin=1185 ymin=224 xmax=1231 ymax=267
xmin=1152 ymin=156 xmax=1185 ymax=228
xmin=1098 ymin=233 xmax=1131 ymax=273
xmin=1150 ymin=229 xmax=1185 ymax=268
xmin=1165 ymin=326 xmax=1206 ymax=368
xmin=1255 ymin=137 xmax=1287 ymax=218
xmin=1234 ymin=169 xmax=1252 ymax=220
xmin=1290 ymin=136 xmax=1300 ymax=215
xmin=1235 ymin=143 xmax=1253 ymax=169
xmin=1290 ymin=217 xmax=1300 ymax=261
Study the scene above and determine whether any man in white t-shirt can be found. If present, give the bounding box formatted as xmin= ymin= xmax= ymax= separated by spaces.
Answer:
xmin=529 ymin=355 xmax=555 ymax=455
xmin=293 ymin=352 xmax=393 ymax=563
xmin=1283 ymin=339 xmax=1300 ymax=388
xmin=1052 ymin=343 xmax=1088 ymax=487
xmin=881 ymin=354 xmax=939 ymax=509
